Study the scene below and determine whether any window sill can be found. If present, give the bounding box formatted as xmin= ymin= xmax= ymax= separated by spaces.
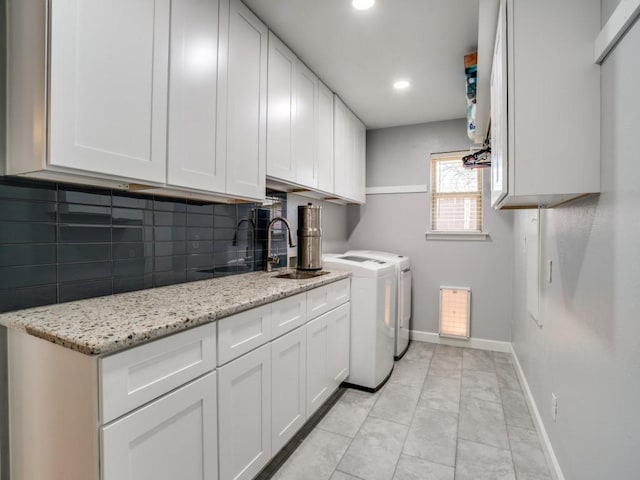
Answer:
xmin=425 ymin=231 xmax=490 ymax=241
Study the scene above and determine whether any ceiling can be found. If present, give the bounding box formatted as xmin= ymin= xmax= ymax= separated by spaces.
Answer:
xmin=243 ymin=0 xmax=479 ymax=130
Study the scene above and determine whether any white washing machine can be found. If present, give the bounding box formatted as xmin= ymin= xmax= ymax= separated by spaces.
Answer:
xmin=323 ymin=254 xmax=396 ymax=391
xmin=346 ymin=250 xmax=412 ymax=359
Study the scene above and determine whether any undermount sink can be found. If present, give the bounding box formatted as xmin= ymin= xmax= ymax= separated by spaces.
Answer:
xmin=274 ymin=270 xmax=329 ymax=280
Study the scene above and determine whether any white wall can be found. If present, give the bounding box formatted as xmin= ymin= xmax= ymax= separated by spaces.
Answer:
xmin=347 ymin=119 xmax=514 ymax=341
xmin=511 ymin=11 xmax=640 ymax=478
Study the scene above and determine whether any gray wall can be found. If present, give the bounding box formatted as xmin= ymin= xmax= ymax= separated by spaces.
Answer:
xmin=511 ymin=13 xmax=640 ymax=478
xmin=347 ymin=119 xmax=514 ymax=341
xmin=287 ymin=194 xmax=349 ymax=256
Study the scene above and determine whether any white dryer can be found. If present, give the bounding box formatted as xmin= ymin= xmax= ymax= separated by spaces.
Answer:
xmin=322 ymin=254 xmax=396 ymax=391
xmin=346 ymin=250 xmax=412 ymax=359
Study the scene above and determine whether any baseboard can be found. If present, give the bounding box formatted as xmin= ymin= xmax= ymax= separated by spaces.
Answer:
xmin=410 ymin=329 xmax=511 ymax=353
xmin=510 ymin=345 xmax=565 ymax=480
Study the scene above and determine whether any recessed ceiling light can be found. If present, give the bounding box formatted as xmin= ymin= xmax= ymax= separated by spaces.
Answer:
xmin=393 ymin=80 xmax=411 ymax=90
xmin=352 ymin=0 xmax=375 ymax=10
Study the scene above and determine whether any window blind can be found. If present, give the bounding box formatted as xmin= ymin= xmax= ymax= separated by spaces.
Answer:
xmin=431 ymin=153 xmax=483 ymax=232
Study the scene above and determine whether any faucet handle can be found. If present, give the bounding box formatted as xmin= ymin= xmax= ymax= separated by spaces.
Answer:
xmin=268 ymin=253 xmax=280 ymax=265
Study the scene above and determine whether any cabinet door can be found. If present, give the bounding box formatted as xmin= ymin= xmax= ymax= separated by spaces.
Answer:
xmin=333 ymin=95 xmax=349 ymax=199
xmin=218 ymin=344 xmax=271 ymax=480
xmin=217 ymin=0 xmax=267 ymax=200
xmin=490 ymin=0 xmax=508 ymax=208
xmin=49 ymin=0 xmax=169 ymax=183
xmin=101 ymin=371 xmax=217 ymax=480
xmin=353 ymin=116 xmax=366 ymax=204
xmin=316 ymin=81 xmax=335 ymax=193
xmin=306 ymin=314 xmax=330 ymax=417
xmin=271 ymin=327 xmax=307 ymax=454
xmin=327 ymin=303 xmax=350 ymax=388
xmin=294 ymin=61 xmax=319 ymax=188
xmin=266 ymin=32 xmax=296 ymax=182
xmin=167 ymin=0 xmax=223 ymax=193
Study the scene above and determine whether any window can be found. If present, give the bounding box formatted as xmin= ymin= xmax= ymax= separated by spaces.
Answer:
xmin=430 ymin=152 xmax=483 ymax=233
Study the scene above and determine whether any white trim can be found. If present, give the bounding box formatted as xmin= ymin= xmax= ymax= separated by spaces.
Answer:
xmin=365 ymin=185 xmax=428 ymax=195
xmin=594 ymin=0 xmax=640 ymax=64
xmin=409 ymin=330 xmax=511 ymax=353
xmin=425 ymin=231 xmax=489 ymax=241
xmin=511 ymin=345 xmax=565 ymax=480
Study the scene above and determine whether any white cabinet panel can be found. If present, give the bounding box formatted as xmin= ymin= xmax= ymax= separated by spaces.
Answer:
xmin=217 ymin=0 xmax=267 ymax=200
xmin=490 ymin=0 xmax=600 ymax=208
xmin=218 ymin=344 xmax=271 ymax=480
xmin=327 ymin=303 xmax=350 ymax=388
xmin=316 ymin=81 xmax=335 ymax=193
xmin=271 ymin=327 xmax=307 ymax=454
xmin=294 ymin=62 xmax=318 ymax=188
xmin=490 ymin=0 xmax=508 ymax=207
xmin=101 ymin=371 xmax=217 ymax=480
xmin=49 ymin=0 xmax=169 ymax=183
xmin=217 ymin=304 xmax=271 ymax=366
xmin=100 ymin=323 xmax=216 ymax=424
xmin=306 ymin=314 xmax=330 ymax=417
xmin=271 ymin=293 xmax=307 ymax=339
xmin=266 ymin=32 xmax=296 ymax=182
xmin=168 ymin=0 xmax=223 ymax=193
xmin=333 ymin=96 xmax=349 ymax=200
xmin=333 ymin=95 xmax=365 ymax=203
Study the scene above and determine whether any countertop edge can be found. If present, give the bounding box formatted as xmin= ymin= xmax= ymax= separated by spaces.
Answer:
xmin=1 ymin=271 xmax=351 ymax=356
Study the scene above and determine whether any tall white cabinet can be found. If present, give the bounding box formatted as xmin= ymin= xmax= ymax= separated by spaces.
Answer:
xmin=266 ymin=33 xmax=319 ymax=189
xmin=490 ymin=0 xmax=600 ymax=209
xmin=217 ymin=0 xmax=268 ymax=200
xmin=48 ymin=0 xmax=170 ymax=184
xmin=334 ymin=96 xmax=366 ymax=204
xmin=316 ymin=81 xmax=335 ymax=193
xmin=167 ymin=0 xmax=223 ymax=193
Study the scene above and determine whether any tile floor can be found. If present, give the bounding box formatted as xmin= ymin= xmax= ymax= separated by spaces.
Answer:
xmin=271 ymin=342 xmax=553 ymax=480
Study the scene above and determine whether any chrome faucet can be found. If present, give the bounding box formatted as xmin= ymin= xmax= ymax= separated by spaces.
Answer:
xmin=266 ymin=216 xmax=296 ymax=272
xmin=232 ymin=216 xmax=255 ymax=264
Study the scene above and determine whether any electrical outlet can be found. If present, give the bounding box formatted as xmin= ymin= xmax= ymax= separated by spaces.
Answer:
xmin=551 ymin=393 xmax=558 ymax=422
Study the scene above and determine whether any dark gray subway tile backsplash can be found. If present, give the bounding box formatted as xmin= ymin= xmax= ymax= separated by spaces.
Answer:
xmin=0 ymin=177 xmax=287 ymax=313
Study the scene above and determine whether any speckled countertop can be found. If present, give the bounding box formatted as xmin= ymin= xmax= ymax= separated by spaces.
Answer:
xmin=0 ymin=270 xmax=350 ymax=356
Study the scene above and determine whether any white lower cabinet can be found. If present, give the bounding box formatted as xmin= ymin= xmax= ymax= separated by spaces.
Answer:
xmin=327 ymin=303 xmax=350 ymax=388
xmin=218 ymin=343 xmax=272 ymax=480
xmin=271 ymin=327 xmax=307 ymax=454
xmin=101 ymin=371 xmax=218 ymax=480
xmin=306 ymin=313 xmax=330 ymax=418
xmin=306 ymin=303 xmax=351 ymax=418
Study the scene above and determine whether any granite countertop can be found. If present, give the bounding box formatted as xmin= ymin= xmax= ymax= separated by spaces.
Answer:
xmin=0 ymin=270 xmax=350 ymax=356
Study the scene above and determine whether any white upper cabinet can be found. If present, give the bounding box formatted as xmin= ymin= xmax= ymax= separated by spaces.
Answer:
xmin=48 ymin=0 xmax=170 ymax=184
xmin=266 ymin=33 xmax=319 ymax=189
xmin=334 ymin=96 xmax=366 ymax=204
xmin=266 ymin=32 xmax=297 ymax=183
xmin=490 ymin=0 xmax=600 ymax=209
xmin=316 ymin=81 xmax=335 ymax=194
xmin=294 ymin=62 xmax=319 ymax=188
xmin=167 ymin=0 xmax=223 ymax=193
xmin=217 ymin=0 xmax=268 ymax=201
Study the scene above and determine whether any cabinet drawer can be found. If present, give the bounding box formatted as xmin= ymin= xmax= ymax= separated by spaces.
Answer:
xmin=217 ymin=304 xmax=272 ymax=365
xmin=100 ymin=323 xmax=216 ymax=424
xmin=307 ymin=279 xmax=350 ymax=319
xmin=271 ymin=293 xmax=307 ymax=339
